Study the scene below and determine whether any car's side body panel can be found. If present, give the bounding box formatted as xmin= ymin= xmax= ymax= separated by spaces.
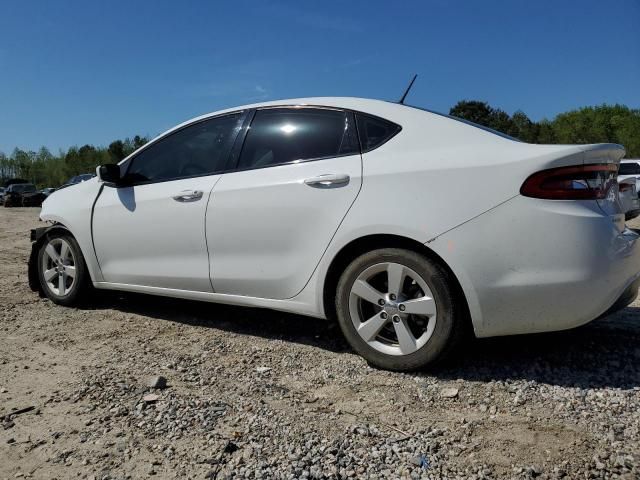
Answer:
xmin=206 ymin=153 xmax=363 ymax=299
xmin=92 ymin=175 xmax=222 ymax=292
xmin=91 ymin=281 xmax=323 ymax=317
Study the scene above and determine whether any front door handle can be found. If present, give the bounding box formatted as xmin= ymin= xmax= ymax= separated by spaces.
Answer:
xmin=172 ymin=190 xmax=203 ymax=202
xmin=304 ymin=174 xmax=350 ymax=189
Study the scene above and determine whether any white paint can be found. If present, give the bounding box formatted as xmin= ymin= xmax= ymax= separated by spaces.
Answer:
xmin=40 ymin=97 xmax=638 ymax=343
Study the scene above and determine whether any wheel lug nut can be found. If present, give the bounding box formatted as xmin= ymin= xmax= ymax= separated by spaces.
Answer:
xmin=389 ymin=294 xmax=396 ymax=301
xmin=392 ymin=315 xmax=401 ymax=323
xmin=378 ymin=299 xmax=385 ymax=306
xmin=380 ymin=312 xmax=388 ymax=319
xmin=399 ymin=304 xmax=406 ymax=312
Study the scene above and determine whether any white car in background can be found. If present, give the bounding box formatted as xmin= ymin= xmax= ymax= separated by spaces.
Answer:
xmin=618 ymin=159 xmax=640 ymax=185
xmin=27 ymin=97 xmax=640 ymax=371
xmin=618 ymin=160 xmax=640 ymax=221
xmin=619 ymin=178 xmax=640 ymax=221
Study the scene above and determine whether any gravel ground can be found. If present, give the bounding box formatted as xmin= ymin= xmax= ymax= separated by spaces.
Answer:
xmin=0 ymin=207 xmax=639 ymax=479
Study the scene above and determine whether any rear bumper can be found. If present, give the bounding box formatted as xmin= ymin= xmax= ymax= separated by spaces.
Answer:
xmin=429 ymin=196 xmax=640 ymax=338
xmin=600 ymin=275 xmax=640 ymax=317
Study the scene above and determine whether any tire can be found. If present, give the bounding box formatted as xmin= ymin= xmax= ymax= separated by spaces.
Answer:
xmin=335 ymin=248 xmax=463 ymax=371
xmin=37 ymin=231 xmax=90 ymax=307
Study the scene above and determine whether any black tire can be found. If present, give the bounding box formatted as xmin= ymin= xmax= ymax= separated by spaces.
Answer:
xmin=335 ymin=248 xmax=463 ymax=371
xmin=37 ymin=231 xmax=90 ymax=307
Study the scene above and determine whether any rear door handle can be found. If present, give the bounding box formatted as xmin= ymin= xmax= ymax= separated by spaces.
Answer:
xmin=172 ymin=190 xmax=203 ymax=202
xmin=304 ymin=174 xmax=350 ymax=189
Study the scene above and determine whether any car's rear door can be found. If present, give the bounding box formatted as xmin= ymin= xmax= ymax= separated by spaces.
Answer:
xmin=206 ymin=106 xmax=362 ymax=300
xmin=92 ymin=112 xmax=244 ymax=292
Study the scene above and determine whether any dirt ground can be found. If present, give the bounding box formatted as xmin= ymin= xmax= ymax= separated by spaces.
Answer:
xmin=0 ymin=207 xmax=638 ymax=479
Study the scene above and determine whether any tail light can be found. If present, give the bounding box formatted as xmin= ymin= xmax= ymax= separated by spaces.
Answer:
xmin=520 ymin=164 xmax=618 ymax=200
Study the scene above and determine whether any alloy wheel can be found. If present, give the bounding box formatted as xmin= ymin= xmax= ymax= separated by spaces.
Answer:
xmin=41 ymin=238 xmax=77 ymax=297
xmin=348 ymin=262 xmax=437 ymax=356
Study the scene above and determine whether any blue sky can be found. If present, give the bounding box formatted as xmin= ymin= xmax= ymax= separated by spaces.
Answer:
xmin=0 ymin=0 xmax=638 ymax=153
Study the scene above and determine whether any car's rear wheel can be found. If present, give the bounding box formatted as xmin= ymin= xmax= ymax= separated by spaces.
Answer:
xmin=335 ymin=248 xmax=462 ymax=371
xmin=37 ymin=232 xmax=89 ymax=306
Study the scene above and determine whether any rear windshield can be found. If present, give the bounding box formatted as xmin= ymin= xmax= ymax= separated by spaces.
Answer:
xmin=619 ymin=162 xmax=640 ymax=175
xmin=401 ymin=103 xmax=519 ymax=141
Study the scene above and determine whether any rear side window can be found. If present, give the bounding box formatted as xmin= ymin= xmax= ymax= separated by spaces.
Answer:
xmin=125 ymin=113 xmax=242 ymax=184
xmin=237 ymin=108 xmax=359 ymax=170
xmin=619 ymin=162 xmax=640 ymax=175
xmin=356 ymin=113 xmax=401 ymax=152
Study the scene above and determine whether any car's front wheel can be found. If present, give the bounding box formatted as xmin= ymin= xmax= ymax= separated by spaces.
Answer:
xmin=37 ymin=232 xmax=89 ymax=306
xmin=335 ymin=248 xmax=463 ymax=371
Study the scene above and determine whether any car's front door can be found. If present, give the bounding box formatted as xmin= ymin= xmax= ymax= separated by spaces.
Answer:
xmin=93 ymin=112 xmax=244 ymax=292
xmin=206 ymin=107 xmax=362 ymax=300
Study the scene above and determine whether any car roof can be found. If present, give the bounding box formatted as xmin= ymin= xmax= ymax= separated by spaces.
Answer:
xmin=166 ymin=97 xmax=411 ymax=131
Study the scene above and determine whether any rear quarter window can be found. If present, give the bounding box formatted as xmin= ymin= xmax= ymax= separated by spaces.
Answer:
xmin=356 ymin=113 xmax=401 ymax=152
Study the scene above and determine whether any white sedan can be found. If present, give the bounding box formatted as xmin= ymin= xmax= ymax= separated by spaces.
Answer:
xmin=29 ymin=98 xmax=640 ymax=371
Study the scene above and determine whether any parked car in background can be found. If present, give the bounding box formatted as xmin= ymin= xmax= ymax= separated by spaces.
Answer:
xmin=27 ymin=97 xmax=640 ymax=371
xmin=4 ymin=183 xmax=37 ymax=207
xmin=619 ymin=178 xmax=640 ymax=220
xmin=21 ymin=189 xmax=48 ymax=207
xmin=618 ymin=159 xmax=640 ymax=190
xmin=0 ymin=187 xmax=5 ymax=205
xmin=40 ymin=187 xmax=56 ymax=197
xmin=4 ymin=178 xmax=29 ymax=187
xmin=57 ymin=173 xmax=96 ymax=190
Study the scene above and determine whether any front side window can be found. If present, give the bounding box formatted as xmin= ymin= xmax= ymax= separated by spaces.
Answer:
xmin=236 ymin=108 xmax=359 ymax=170
xmin=356 ymin=113 xmax=401 ymax=152
xmin=125 ymin=112 xmax=242 ymax=184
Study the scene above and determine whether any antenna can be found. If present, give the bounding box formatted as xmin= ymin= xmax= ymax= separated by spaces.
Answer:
xmin=398 ymin=74 xmax=418 ymax=104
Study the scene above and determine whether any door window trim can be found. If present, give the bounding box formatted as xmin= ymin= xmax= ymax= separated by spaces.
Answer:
xmin=117 ymin=110 xmax=248 ymax=187
xmin=113 ymin=105 xmax=403 ymax=184
xmin=225 ymin=106 xmax=362 ymax=174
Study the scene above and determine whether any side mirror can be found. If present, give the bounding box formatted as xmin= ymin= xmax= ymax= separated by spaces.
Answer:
xmin=97 ymin=164 xmax=121 ymax=184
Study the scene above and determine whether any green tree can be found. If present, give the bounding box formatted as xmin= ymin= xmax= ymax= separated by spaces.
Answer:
xmin=551 ymin=105 xmax=640 ymax=157
xmin=108 ymin=140 xmax=126 ymax=162
xmin=511 ymin=111 xmax=538 ymax=143
xmin=449 ymin=100 xmax=495 ymax=126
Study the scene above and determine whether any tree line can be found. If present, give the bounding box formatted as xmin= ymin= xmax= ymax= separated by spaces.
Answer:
xmin=449 ymin=101 xmax=640 ymax=157
xmin=1 ymin=102 xmax=639 ymax=188
xmin=0 ymin=136 xmax=148 ymax=188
